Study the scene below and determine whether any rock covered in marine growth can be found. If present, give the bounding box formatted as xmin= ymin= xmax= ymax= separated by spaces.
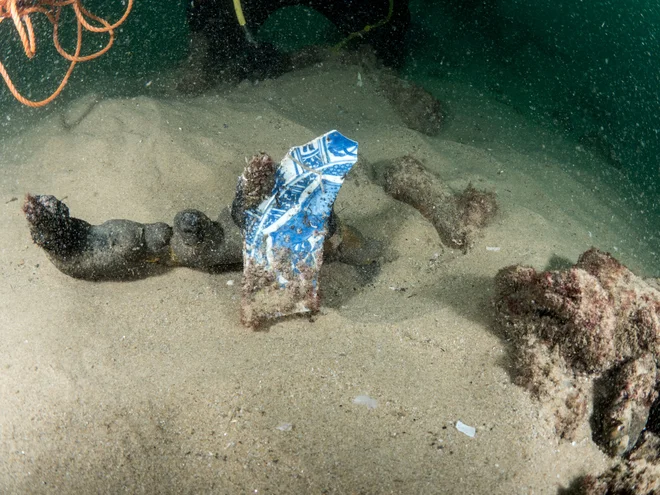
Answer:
xmin=495 ymin=248 xmax=660 ymax=372
xmin=380 ymin=73 xmax=445 ymax=136
xmin=580 ymin=431 xmax=660 ymax=495
xmin=600 ymin=353 xmax=658 ymax=457
xmin=494 ymin=247 xmax=660 ymax=451
xmin=382 ymin=155 xmax=498 ymax=252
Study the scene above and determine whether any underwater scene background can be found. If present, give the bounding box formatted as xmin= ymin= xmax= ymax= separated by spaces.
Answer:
xmin=1 ymin=1 xmax=659 ymax=493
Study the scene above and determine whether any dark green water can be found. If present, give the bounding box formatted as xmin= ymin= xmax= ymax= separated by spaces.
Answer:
xmin=407 ymin=1 xmax=660 ymax=195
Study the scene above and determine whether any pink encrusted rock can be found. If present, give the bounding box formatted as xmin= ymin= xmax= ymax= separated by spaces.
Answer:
xmin=495 ymin=248 xmax=660 ymax=373
xmin=580 ymin=431 xmax=660 ymax=495
xmin=601 ymin=352 xmax=658 ymax=457
xmin=493 ymin=247 xmax=660 ymax=450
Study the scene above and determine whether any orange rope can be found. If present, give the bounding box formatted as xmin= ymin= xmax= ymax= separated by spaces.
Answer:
xmin=0 ymin=0 xmax=133 ymax=107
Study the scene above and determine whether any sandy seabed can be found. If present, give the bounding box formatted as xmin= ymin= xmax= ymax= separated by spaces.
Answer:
xmin=0 ymin=60 xmax=657 ymax=494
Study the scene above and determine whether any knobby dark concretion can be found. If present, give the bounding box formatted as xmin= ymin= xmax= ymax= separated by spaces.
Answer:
xmin=23 ymin=194 xmax=241 ymax=280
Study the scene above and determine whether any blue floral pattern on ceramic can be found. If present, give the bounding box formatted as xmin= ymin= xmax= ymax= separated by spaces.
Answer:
xmin=244 ymin=130 xmax=358 ymax=291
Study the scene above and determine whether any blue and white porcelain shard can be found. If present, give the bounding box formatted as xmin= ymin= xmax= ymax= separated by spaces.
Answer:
xmin=242 ymin=130 xmax=358 ymax=326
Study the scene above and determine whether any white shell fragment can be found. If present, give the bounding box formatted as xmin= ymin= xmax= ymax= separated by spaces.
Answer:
xmin=276 ymin=423 xmax=293 ymax=432
xmin=456 ymin=420 xmax=476 ymax=438
xmin=353 ymin=395 xmax=378 ymax=409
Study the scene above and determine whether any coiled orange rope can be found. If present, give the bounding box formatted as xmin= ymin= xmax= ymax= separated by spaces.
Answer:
xmin=0 ymin=0 xmax=133 ymax=107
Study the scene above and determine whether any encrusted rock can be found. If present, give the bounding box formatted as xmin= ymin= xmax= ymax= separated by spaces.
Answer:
xmin=600 ymin=353 xmax=659 ymax=457
xmin=580 ymin=431 xmax=660 ymax=494
xmin=380 ymin=73 xmax=445 ymax=136
xmin=494 ymin=247 xmax=660 ymax=447
xmin=383 ymin=155 xmax=497 ymax=252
